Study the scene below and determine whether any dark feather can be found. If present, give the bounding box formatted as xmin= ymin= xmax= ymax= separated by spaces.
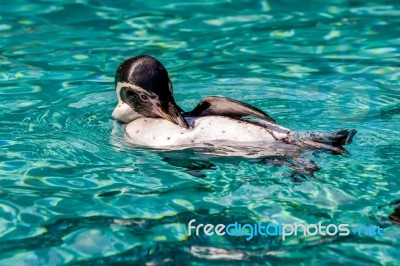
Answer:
xmin=185 ymin=96 xmax=275 ymax=123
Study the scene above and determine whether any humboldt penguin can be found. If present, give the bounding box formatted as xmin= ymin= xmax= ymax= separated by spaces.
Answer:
xmin=112 ymin=55 xmax=356 ymax=155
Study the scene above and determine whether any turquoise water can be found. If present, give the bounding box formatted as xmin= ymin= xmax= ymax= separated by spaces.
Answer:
xmin=1 ymin=0 xmax=399 ymax=264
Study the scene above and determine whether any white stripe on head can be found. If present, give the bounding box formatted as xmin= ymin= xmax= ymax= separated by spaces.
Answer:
xmin=116 ymin=81 xmax=162 ymax=110
xmin=114 ymin=81 xmax=167 ymax=123
xmin=115 ymin=82 xmax=149 ymax=101
xmin=113 ymin=82 xmax=147 ymax=123
xmin=168 ymin=81 xmax=173 ymax=94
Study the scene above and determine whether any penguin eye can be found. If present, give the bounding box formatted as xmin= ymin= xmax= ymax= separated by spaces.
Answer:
xmin=140 ymin=94 xmax=148 ymax=100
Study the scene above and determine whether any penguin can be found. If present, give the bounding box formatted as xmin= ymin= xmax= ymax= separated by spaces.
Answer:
xmin=112 ymin=55 xmax=357 ymax=155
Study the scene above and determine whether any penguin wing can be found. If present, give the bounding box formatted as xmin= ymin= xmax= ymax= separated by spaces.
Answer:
xmin=185 ymin=96 xmax=275 ymax=123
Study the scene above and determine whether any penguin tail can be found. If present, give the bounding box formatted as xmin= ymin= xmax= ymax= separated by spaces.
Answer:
xmin=288 ymin=128 xmax=357 ymax=154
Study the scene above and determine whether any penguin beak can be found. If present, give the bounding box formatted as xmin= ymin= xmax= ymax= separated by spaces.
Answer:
xmin=154 ymin=100 xmax=189 ymax=129
xmin=115 ymin=86 xmax=189 ymax=128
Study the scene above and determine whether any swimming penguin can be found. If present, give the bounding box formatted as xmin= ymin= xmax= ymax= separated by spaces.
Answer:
xmin=112 ymin=55 xmax=357 ymax=155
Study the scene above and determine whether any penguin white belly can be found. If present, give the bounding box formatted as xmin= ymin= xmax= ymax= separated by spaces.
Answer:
xmin=124 ymin=116 xmax=278 ymax=148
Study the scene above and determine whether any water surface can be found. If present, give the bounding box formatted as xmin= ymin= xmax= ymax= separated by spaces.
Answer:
xmin=0 ymin=0 xmax=399 ymax=264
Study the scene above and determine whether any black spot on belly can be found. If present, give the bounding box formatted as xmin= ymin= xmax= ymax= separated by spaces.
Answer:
xmin=191 ymin=140 xmax=194 ymax=143
xmin=167 ymin=137 xmax=170 ymax=140
xmin=201 ymin=127 xmax=204 ymax=130
xmin=136 ymin=130 xmax=139 ymax=134
xmin=222 ymin=130 xmax=226 ymax=133
xmin=181 ymin=132 xmax=184 ymax=134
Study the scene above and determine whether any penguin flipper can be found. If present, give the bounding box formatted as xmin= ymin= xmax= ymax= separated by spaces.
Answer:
xmin=185 ymin=96 xmax=275 ymax=123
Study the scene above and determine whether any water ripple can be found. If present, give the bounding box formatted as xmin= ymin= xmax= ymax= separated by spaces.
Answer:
xmin=0 ymin=0 xmax=399 ymax=264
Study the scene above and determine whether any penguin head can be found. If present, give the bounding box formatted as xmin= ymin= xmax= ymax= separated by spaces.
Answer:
xmin=111 ymin=55 xmax=188 ymax=128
